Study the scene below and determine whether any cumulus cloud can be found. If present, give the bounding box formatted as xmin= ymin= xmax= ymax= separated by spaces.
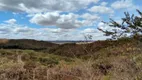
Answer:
xmin=30 ymin=12 xmax=60 ymax=26
xmin=81 ymin=28 xmax=99 ymax=33
xmin=88 ymin=5 xmax=114 ymax=14
xmin=13 ymin=27 xmax=35 ymax=35
xmin=42 ymin=28 xmax=74 ymax=33
xmin=111 ymin=0 xmax=137 ymax=10
xmin=30 ymin=12 xmax=100 ymax=29
xmin=2 ymin=19 xmax=36 ymax=35
xmin=80 ymin=13 xmax=100 ymax=26
xmin=0 ymin=22 xmax=108 ymax=40
xmin=0 ymin=0 xmax=139 ymax=40
xmin=30 ymin=12 xmax=82 ymax=29
xmin=4 ymin=19 xmax=17 ymax=24
xmin=0 ymin=0 xmax=99 ymax=13
xmin=97 ymin=21 xmax=125 ymax=36
xmin=97 ymin=22 xmax=119 ymax=31
xmin=97 ymin=22 xmax=110 ymax=30
xmin=80 ymin=28 xmax=109 ymax=40
xmin=101 ymin=2 xmax=108 ymax=6
xmin=0 ymin=24 xmax=34 ymax=35
xmin=0 ymin=27 xmax=11 ymax=34
xmin=81 ymin=13 xmax=100 ymax=21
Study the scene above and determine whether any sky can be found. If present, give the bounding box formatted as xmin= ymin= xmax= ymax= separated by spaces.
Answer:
xmin=0 ymin=0 xmax=141 ymax=41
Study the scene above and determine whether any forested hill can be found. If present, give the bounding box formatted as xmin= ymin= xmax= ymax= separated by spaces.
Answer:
xmin=0 ymin=39 xmax=58 ymax=50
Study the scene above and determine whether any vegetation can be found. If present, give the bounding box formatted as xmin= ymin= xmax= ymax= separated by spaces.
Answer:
xmin=0 ymin=10 xmax=142 ymax=80
xmin=0 ymin=39 xmax=58 ymax=50
xmin=98 ymin=9 xmax=142 ymax=39
xmin=0 ymin=37 xmax=141 ymax=80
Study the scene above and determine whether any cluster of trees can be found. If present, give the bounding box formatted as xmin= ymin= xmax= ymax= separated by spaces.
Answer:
xmin=0 ymin=39 xmax=58 ymax=50
xmin=98 ymin=9 xmax=142 ymax=39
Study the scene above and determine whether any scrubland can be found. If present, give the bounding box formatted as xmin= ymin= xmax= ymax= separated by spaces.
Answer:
xmin=0 ymin=37 xmax=142 ymax=80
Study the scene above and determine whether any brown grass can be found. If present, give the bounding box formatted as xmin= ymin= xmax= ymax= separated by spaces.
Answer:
xmin=0 ymin=38 xmax=142 ymax=80
xmin=0 ymin=39 xmax=9 ymax=44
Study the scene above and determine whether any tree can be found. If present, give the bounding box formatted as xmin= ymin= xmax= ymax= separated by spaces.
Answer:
xmin=98 ymin=9 xmax=142 ymax=39
xmin=83 ymin=33 xmax=93 ymax=42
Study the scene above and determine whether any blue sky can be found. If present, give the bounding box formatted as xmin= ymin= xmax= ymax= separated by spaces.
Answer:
xmin=0 ymin=0 xmax=141 ymax=40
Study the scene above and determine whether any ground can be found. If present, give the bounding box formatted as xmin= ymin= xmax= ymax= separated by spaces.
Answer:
xmin=0 ymin=37 xmax=142 ymax=80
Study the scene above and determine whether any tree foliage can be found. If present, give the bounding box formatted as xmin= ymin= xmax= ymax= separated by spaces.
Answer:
xmin=98 ymin=9 xmax=142 ymax=39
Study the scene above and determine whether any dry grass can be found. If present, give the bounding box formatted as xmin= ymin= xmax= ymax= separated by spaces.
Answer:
xmin=0 ymin=38 xmax=142 ymax=80
xmin=0 ymin=39 xmax=9 ymax=44
xmin=0 ymin=53 xmax=141 ymax=80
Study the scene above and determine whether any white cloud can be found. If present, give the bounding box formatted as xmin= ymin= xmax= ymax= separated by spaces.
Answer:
xmin=30 ymin=12 xmax=100 ymax=29
xmin=76 ymin=13 xmax=101 ymax=27
xmin=80 ymin=28 xmax=109 ymax=40
xmin=42 ymin=28 xmax=74 ymax=33
xmin=0 ymin=22 xmax=108 ymax=40
xmin=0 ymin=27 xmax=11 ymax=34
xmin=88 ymin=5 xmax=114 ymax=14
xmin=2 ymin=0 xmax=139 ymax=40
xmin=101 ymin=2 xmax=108 ymax=6
xmin=0 ymin=23 xmax=34 ymax=35
xmin=81 ymin=13 xmax=100 ymax=21
xmin=97 ymin=21 xmax=124 ymax=35
xmin=30 ymin=12 xmax=60 ymax=26
xmin=4 ymin=19 xmax=17 ymax=24
xmin=111 ymin=0 xmax=137 ymax=10
xmin=98 ymin=22 xmax=109 ymax=30
xmin=30 ymin=12 xmax=84 ymax=29
xmin=97 ymin=22 xmax=116 ymax=31
xmin=0 ymin=0 xmax=99 ymax=13
xmin=13 ymin=27 xmax=34 ymax=35
xmin=81 ymin=28 xmax=99 ymax=33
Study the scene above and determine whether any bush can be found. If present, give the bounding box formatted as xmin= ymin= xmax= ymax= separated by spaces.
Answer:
xmin=39 ymin=57 xmax=59 ymax=67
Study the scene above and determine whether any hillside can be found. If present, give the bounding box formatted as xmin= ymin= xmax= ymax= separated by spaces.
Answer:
xmin=0 ymin=37 xmax=142 ymax=80
xmin=0 ymin=39 xmax=58 ymax=50
xmin=49 ymin=38 xmax=139 ymax=58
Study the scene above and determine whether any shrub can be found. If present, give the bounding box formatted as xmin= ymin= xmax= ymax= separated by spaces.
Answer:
xmin=39 ymin=57 xmax=59 ymax=67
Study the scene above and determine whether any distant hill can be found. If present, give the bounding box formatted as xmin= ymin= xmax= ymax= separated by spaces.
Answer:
xmin=0 ymin=37 xmax=141 ymax=58
xmin=50 ymin=40 xmax=93 ymax=44
xmin=0 ymin=39 xmax=58 ymax=50
xmin=0 ymin=37 xmax=142 ymax=80
xmin=49 ymin=37 xmax=141 ymax=57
